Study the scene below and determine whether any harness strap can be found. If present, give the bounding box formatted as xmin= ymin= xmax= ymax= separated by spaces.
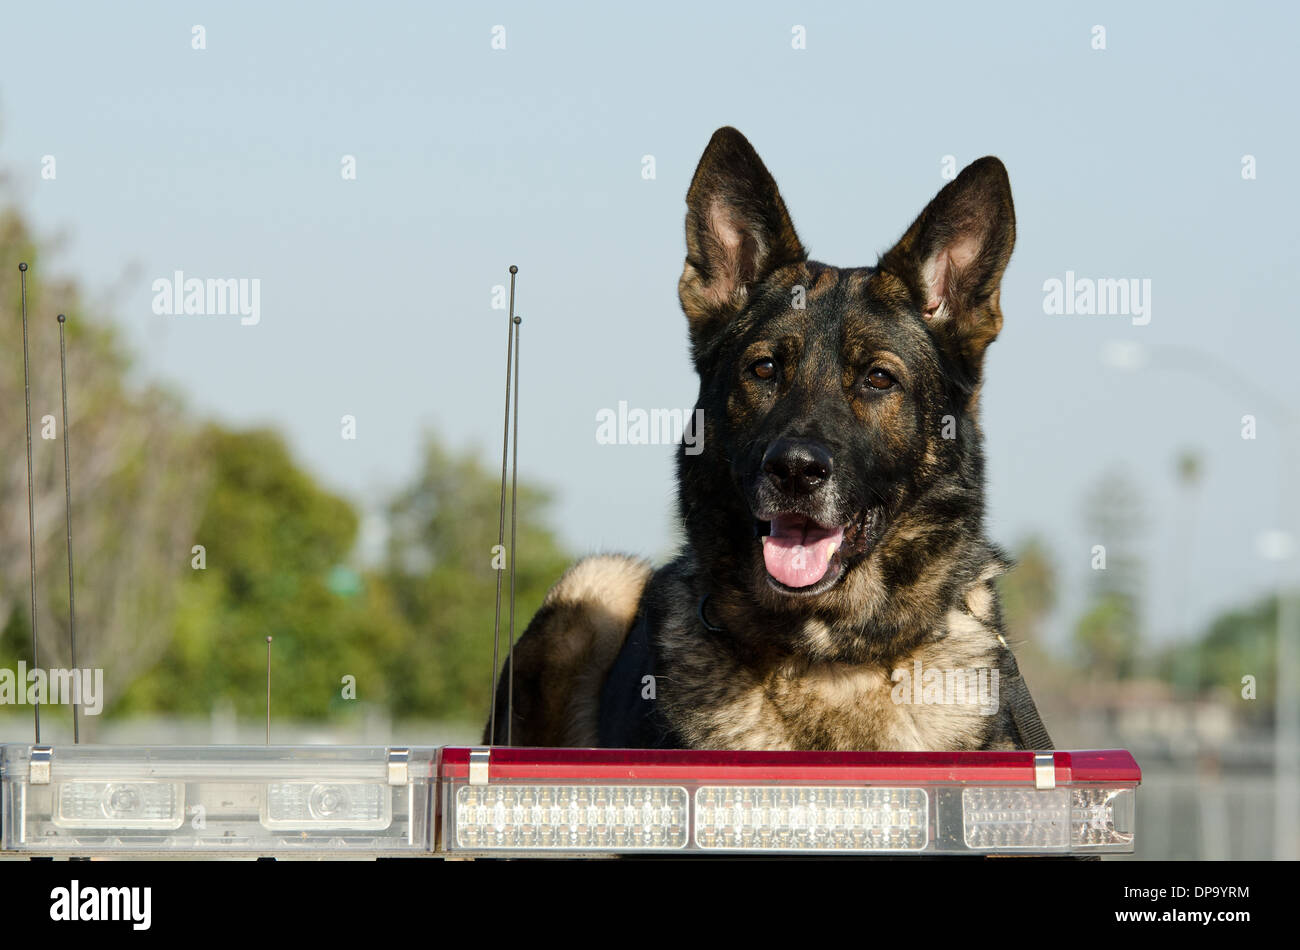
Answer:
xmin=998 ymin=634 xmax=1054 ymax=750
xmin=597 ymin=607 xmax=679 ymax=748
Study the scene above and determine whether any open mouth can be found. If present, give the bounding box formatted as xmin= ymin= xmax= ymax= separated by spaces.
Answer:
xmin=759 ymin=514 xmax=847 ymax=591
xmin=756 ymin=509 xmax=884 ymax=594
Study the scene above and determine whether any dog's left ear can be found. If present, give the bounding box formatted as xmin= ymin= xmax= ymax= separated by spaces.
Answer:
xmin=880 ymin=157 xmax=1015 ymax=378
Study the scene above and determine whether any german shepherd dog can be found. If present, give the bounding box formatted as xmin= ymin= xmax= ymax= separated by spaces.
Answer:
xmin=486 ymin=127 xmax=1050 ymax=752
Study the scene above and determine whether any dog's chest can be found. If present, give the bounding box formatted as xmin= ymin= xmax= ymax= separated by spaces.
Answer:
xmin=658 ymin=614 xmax=1001 ymax=751
xmin=697 ymin=666 xmax=987 ymax=751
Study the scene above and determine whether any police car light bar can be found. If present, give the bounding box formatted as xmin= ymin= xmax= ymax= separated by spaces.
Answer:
xmin=0 ymin=744 xmax=1138 ymax=857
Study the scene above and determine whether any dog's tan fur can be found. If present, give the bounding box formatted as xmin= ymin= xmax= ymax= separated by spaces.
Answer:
xmin=488 ymin=555 xmax=651 ymax=747
xmin=490 ymin=553 xmax=1018 ymax=751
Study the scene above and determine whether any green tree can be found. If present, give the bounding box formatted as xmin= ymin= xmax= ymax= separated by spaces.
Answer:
xmin=1156 ymin=593 xmax=1279 ymax=721
xmin=380 ymin=433 xmax=571 ymax=721
xmin=998 ymin=536 xmax=1057 ymax=651
xmin=1 ymin=209 xmax=210 ymax=738
xmin=1072 ymin=470 xmax=1146 ymax=680
xmin=1074 ymin=593 xmax=1140 ymax=680
xmin=119 ymin=425 xmax=413 ymax=720
xmin=1170 ymin=448 xmax=1205 ymax=693
xmin=2 ymin=200 xmax=572 ymax=731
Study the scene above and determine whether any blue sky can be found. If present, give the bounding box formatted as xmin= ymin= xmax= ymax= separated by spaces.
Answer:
xmin=2 ymin=1 xmax=1296 ymax=652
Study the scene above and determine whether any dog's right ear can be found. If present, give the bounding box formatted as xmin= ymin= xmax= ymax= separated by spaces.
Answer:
xmin=678 ymin=127 xmax=806 ymax=352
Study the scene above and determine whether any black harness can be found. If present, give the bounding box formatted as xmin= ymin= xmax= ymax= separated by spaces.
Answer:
xmin=996 ymin=631 xmax=1055 ymax=750
xmin=597 ymin=595 xmax=1054 ymax=751
xmin=597 ymin=603 xmax=679 ymax=748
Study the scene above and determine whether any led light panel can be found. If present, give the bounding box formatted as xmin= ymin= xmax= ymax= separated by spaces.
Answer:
xmin=453 ymin=784 xmax=689 ymax=851
xmin=694 ymin=785 xmax=928 ymax=852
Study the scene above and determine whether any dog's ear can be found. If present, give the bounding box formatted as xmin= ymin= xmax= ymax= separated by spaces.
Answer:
xmin=880 ymin=157 xmax=1015 ymax=379
xmin=678 ymin=127 xmax=806 ymax=351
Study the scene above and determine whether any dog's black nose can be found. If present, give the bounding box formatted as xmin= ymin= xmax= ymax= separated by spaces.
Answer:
xmin=762 ymin=438 xmax=833 ymax=495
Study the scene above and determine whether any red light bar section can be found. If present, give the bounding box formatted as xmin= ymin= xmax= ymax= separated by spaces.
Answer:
xmin=439 ymin=748 xmax=1140 ymax=785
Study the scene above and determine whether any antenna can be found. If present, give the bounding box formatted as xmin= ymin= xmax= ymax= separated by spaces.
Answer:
xmin=18 ymin=263 xmax=41 ymax=743
xmin=506 ymin=314 xmax=521 ymax=746
xmin=57 ymin=314 xmax=80 ymax=743
xmin=266 ymin=636 xmax=273 ymax=744
xmin=488 ymin=265 xmax=518 ymax=744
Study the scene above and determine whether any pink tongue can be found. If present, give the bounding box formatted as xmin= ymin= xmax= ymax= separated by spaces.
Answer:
xmin=762 ymin=516 xmax=845 ymax=588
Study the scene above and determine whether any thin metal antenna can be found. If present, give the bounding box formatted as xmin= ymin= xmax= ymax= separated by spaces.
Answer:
xmin=488 ymin=265 xmax=518 ymax=744
xmin=18 ymin=263 xmax=41 ymax=743
xmin=57 ymin=314 xmax=80 ymax=743
xmin=506 ymin=315 xmax=521 ymax=746
xmin=265 ymin=636 xmax=273 ymax=744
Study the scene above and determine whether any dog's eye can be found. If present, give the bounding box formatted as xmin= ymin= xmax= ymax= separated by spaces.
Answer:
xmin=752 ymin=359 xmax=777 ymax=380
xmin=865 ymin=368 xmax=896 ymax=391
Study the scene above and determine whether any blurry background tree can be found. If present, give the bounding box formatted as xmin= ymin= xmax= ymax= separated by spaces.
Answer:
xmin=1169 ymin=449 xmax=1204 ymax=696
xmin=998 ymin=535 xmax=1057 ymax=656
xmin=115 ymin=426 xmax=415 ymax=723
xmin=1072 ymin=469 xmax=1146 ymax=681
xmin=1155 ymin=594 xmax=1278 ymax=726
xmin=1 ymin=205 xmax=571 ymax=733
xmin=997 ymin=535 xmax=1072 ymax=733
xmin=1 ymin=209 xmax=210 ymax=735
xmin=379 ymin=435 xmax=572 ymax=720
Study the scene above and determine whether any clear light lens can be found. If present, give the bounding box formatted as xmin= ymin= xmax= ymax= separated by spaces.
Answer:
xmin=694 ymin=786 xmax=928 ymax=852
xmin=53 ymin=782 xmax=184 ymax=830
xmin=1071 ymin=786 xmax=1135 ymax=848
xmin=962 ymin=786 xmax=1135 ymax=851
xmin=454 ymin=784 xmax=689 ymax=851
xmin=962 ymin=787 xmax=1069 ymax=850
xmin=262 ymin=782 xmax=391 ymax=830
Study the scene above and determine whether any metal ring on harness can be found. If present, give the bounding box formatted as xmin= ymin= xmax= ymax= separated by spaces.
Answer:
xmin=697 ymin=594 xmax=724 ymax=632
